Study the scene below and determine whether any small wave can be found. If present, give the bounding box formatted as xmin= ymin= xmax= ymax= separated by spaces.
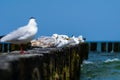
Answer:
xmin=104 ymin=58 xmax=119 ymax=63
xmin=83 ymin=60 xmax=94 ymax=64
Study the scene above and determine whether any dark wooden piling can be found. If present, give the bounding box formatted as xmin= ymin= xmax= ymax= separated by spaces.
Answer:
xmin=113 ymin=42 xmax=120 ymax=52
xmin=108 ymin=42 xmax=113 ymax=52
xmin=90 ymin=42 xmax=97 ymax=52
xmin=101 ymin=42 xmax=106 ymax=52
xmin=0 ymin=43 xmax=88 ymax=80
xmin=88 ymin=41 xmax=120 ymax=53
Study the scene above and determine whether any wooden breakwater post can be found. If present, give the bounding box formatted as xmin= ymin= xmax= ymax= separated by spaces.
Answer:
xmin=88 ymin=41 xmax=120 ymax=53
xmin=0 ymin=43 xmax=88 ymax=80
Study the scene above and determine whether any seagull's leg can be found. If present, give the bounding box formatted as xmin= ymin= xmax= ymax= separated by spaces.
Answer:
xmin=20 ymin=44 xmax=24 ymax=54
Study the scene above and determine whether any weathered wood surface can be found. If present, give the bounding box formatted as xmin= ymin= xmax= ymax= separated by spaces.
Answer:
xmin=0 ymin=43 xmax=88 ymax=80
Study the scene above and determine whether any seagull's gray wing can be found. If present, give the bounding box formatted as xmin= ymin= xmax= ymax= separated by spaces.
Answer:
xmin=18 ymin=31 xmax=32 ymax=40
xmin=1 ymin=26 xmax=28 ymax=42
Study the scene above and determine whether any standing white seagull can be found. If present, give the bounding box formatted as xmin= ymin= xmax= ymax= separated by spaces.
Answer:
xmin=0 ymin=17 xmax=38 ymax=54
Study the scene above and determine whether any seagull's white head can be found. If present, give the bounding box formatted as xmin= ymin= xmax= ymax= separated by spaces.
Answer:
xmin=28 ymin=17 xmax=37 ymax=26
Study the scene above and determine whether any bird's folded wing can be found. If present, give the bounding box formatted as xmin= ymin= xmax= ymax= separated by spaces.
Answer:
xmin=18 ymin=31 xmax=32 ymax=40
xmin=1 ymin=26 xmax=27 ymax=42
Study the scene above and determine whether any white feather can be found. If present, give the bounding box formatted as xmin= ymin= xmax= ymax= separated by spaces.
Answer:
xmin=0 ymin=18 xmax=38 ymax=44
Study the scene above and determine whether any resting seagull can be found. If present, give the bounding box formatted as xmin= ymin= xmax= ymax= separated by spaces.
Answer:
xmin=0 ymin=17 xmax=38 ymax=54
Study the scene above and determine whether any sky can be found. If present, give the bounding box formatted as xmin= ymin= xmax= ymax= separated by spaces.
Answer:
xmin=0 ymin=0 xmax=120 ymax=41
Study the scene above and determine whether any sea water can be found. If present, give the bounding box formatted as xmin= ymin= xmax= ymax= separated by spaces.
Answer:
xmin=80 ymin=52 xmax=120 ymax=80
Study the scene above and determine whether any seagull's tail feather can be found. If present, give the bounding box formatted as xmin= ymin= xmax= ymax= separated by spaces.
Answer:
xmin=0 ymin=35 xmax=5 ymax=39
xmin=0 ymin=35 xmax=5 ymax=42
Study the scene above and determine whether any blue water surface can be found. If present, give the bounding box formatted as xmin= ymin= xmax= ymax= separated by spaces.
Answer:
xmin=81 ymin=52 xmax=120 ymax=80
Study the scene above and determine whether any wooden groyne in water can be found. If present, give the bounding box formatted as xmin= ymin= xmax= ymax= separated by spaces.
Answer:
xmin=0 ymin=43 xmax=88 ymax=80
xmin=88 ymin=41 xmax=120 ymax=52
